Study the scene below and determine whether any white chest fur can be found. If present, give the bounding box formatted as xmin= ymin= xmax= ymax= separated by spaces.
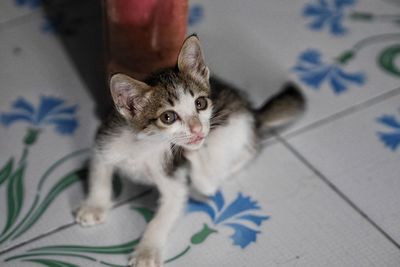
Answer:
xmin=99 ymin=128 xmax=171 ymax=185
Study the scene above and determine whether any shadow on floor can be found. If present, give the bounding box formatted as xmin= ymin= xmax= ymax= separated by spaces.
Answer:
xmin=42 ymin=0 xmax=112 ymax=119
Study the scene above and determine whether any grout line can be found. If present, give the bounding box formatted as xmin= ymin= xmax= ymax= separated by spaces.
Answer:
xmin=0 ymin=189 xmax=152 ymax=257
xmin=114 ymin=188 xmax=154 ymax=208
xmin=284 ymin=86 xmax=400 ymax=139
xmin=276 ymin=135 xmax=400 ymax=250
xmin=260 ymin=135 xmax=280 ymax=148
xmin=0 ymin=222 xmax=76 ymax=258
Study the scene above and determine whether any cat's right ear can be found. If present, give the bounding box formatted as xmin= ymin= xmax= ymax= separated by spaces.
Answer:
xmin=177 ymin=35 xmax=210 ymax=86
xmin=110 ymin=74 xmax=151 ymax=119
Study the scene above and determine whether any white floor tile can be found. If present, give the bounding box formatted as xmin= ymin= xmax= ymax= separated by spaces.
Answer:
xmin=288 ymin=93 xmax=400 ymax=244
xmin=0 ymin=1 xmax=39 ymax=24
xmin=190 ymin=0 xmax=400 ymax=134
xmin=167 ymin=144 xmax=400 ymax=267
xmin=0 ymin=12 xmax=144 ymax=251
xmin=1 ymin=0 xmax=399 ymax=266
xmin=1 ymin=144 xmax=399 ymax=267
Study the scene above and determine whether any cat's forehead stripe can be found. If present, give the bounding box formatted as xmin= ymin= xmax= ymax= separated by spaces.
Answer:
xmin=166 ymin=85 xmax=179 ymax=101
xmin=167 ymin=98 xmax=175 ymax=106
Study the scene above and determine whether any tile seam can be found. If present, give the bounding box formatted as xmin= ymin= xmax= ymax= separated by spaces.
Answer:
xmin=284 ymin=86 xmax=400 ymax=139
xmin=0 ymin=188 xmax=153 ymax=256
xmin=277 ymin=135 xmax=400 ymax=251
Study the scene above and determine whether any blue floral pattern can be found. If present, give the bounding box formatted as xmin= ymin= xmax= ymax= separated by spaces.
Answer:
xmin=293 ymin=49 xmax=365 ymax=94
xmin=376 ymin=113 xmax=400 ymax=151
xmin=1 ymin=96 xmax=79 ymax=135
xmin=187 ymin=191 xmax=269 ymax=248
xmin=188 ymin=4 xmax=204 ymax=26
xmin=303 ymin=0 xmax=356 ymax=35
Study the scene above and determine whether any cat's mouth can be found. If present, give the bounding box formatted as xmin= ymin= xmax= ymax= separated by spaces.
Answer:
xmin=187 ymin=135 xmax=204 ymax=145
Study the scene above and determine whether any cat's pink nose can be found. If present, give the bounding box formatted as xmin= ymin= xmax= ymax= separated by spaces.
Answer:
xmin=188 ymin=117 xmax=202 ymax=134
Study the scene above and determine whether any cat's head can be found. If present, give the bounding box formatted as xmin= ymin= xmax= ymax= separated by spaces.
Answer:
xmin=109 ymin=35 xmax=212 ymax=150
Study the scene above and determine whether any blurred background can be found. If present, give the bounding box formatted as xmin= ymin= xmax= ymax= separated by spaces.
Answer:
xmin=0 ymin=0 xmax=400 ymax=266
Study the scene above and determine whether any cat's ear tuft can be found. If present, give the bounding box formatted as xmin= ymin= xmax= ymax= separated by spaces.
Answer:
xmin=177 ymin=35 xmax=210 ymax=84
xmin=110 ymin=74 xmax=151 ymax=119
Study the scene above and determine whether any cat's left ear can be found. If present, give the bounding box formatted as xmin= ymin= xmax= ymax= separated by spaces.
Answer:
xmin=177 ymin=35 xmax=210 ymax=85
xmin=110 ymin=73 xmax=152 ymax=119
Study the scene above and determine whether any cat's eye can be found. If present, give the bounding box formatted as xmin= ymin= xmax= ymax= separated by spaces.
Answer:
xmin=195 ymin=97 xmax=207 ymax=111
xmin=160 ymin=111 xmax=177 ymax=125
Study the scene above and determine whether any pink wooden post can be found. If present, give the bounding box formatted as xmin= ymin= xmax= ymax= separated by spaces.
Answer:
xmin=104 ymin=0 xmax=188 ymax=80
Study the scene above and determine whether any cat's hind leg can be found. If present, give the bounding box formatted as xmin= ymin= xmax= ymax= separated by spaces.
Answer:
xmin=76 ymin=154 xmax=114 ymax=226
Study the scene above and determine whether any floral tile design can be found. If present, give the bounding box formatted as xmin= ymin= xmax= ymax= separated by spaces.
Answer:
xmin=303 ymin=0 xmax=357 ymax=36
xmin=377 ymin=112 xmax=400 ymax=151
xmin=303 ymin=0 xmax=400 ymax=36
xmin=2 ymin=144 xmax=400 ymax=267
xmin=0 ymin=11 xmax=146 ymax=252
xmin=288 ymin=93 xmax=400 ymax=243
xmin=190 ymin=0 xmax=400 ymax=135
xmin=186 ymin=191 xmax=270 ymax=249
xmin=1 ymin=0 xmax=400 ymax=266
xmin=1 ymin=203 xmax=153 ymax=267
xmin=292 ymin=48 xmax=366 ymax=95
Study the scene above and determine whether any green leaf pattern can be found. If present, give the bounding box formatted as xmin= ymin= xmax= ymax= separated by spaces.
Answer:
xmin=23 ymin=258 xmax=81 ymax=267
xmin=11 ymin=169 xmax=87 ymax=240
xmin=379 ymin=44 xmax=400 ymax=77
xmin=2 ymin=164 xmax=25 ymax=236
xmin=29 ymin=238 xmax=140 ymax=255
xmin=0 ymin=158 xmax=13 ymax=186
xmin=0 ymin=125 xmax=91 ymax=251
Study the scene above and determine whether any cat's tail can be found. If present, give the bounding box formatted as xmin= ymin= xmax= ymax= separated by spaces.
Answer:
xmin=255 ymin=83 xmax=305 ymax=134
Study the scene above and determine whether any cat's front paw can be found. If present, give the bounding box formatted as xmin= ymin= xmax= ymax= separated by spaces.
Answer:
xmin=191 ymin=178 xmax=219 ymax=197
xmin=129 ymin=247 xmax=162 ymax=267
xmin=75 ymin=204 xmax=108 ymax=227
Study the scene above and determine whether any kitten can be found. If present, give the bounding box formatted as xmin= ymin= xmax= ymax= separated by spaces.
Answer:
xmin=75 ymin=35 xmax=304 ymax=267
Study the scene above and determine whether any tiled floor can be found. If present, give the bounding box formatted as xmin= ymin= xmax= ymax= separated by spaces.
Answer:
xmin=0 ymin=0 xmax=399 ymax=266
